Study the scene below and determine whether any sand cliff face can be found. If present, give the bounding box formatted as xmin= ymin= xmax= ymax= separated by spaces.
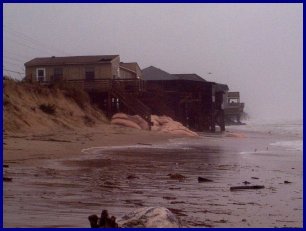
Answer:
xmin=3 ymin=79 xmax=108 ymax=133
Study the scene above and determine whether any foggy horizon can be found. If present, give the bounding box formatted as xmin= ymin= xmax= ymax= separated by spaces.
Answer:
xmin=3 ymin=3 xmax=303 ymax=122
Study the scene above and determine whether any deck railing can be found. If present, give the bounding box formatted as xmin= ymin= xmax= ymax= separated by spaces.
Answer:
xmin=111 ymin=80 xmax=152 ymax=124
xmin=224 ymin=103 xmax=244 ymax=115
xmin=64 ymin=78 xmax=145 ymax=92
xmin=48 ymin=78 xmax=151 ymax=125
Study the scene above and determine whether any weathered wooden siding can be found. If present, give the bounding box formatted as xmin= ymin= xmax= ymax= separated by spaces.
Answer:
xmin=135 ymin=65 xmax=142 ymax=79
xmin=119 ymin=69 xmax=136 ymax=79
xmin=111 ymin=56 xmax=120 ymax=78
xmin=25 ymin=63 xmax=116 ymax=81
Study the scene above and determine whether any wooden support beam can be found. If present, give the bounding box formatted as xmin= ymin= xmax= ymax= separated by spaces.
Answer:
xmin=107 ymin=91 xmax=112 ymax=118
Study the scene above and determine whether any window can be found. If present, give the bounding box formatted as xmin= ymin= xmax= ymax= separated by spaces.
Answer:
xmin=53 ymin=67 xmax=63 ymax=81
xmin=36 ymin=68 xmax=46 ymax=82
xmin=85 ymin=67 xmax=95 ymax=81
xmin=228 ymin=98 xmax=239 ymax=104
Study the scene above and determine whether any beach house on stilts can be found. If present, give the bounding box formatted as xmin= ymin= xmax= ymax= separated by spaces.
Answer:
xmin=24 ymin=55 xmax=151 ymax=125
xmin=24 ymin=55 xmax=243 ymax=132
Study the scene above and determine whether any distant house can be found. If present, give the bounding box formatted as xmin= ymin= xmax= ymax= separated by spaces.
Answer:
xmin=142 ymin=66 xmax=228 ymax=95
xmin=24 ymin=55 xmax=142 ymax=83
xmin=224 ymin=91 xmax=245 ymax=124
xmin=142 ymin=66 xmax=206 ymax=82
xmin=141 ymin=66 xmax=229 ymax=131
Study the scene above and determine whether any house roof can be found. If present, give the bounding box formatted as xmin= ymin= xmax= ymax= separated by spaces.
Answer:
xmin=142 ymin=66 xmax=176 ymax=81
xmin=25 ymin=55 xmax=119 ymax=66
xmin=214 ymin=83 xmax=229 ymax=92
xmin=143 ymin=66 xmax=208 ymax=82
xmin=142 ymin=65 xmax=229 ymax=91
xmin=120 ymin=62 xmax=140 ymax=72
xmin=227 ymin=92 xmax=240 ymax=98
xmin=172 ymin=74 xmax=207 ymax=82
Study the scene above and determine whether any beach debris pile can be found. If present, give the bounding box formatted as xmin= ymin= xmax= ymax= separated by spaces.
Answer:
xmin=168 ymin=173 xmax=187 ymax=181
xmin=111 ymin=113 xmax=198 ymax=137
xmin=117 ymin=207 xmax=181 ymax=228
xmin=88 ymin=207 xmax=181 ymax=228
xmin=88 ymin=210 xmax=119 ymax=228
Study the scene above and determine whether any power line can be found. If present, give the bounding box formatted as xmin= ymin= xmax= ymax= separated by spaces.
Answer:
xmin=3 ymin=68 xmax=25 ymax=75
xmin=4 ymin=59 xmax=23 ymax=66
xmin=4 ymin=61 xmax=22 ymax=69
xmin=4 ymin=60 xmax=20 ymax=66
xmin=4 ymin=25 xmax=71 ymax=56
xmin=4 ymin=55 xmax=26 ymax=63
xmin=4 ymin=35 xmax=56 ymax=56
xmin=4 ymin=48 xmax=34 ymax=59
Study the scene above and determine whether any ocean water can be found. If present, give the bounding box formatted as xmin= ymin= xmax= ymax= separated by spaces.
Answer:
xmin=227 ymin=119 xmax=303 ymax=152
xmin=81 ymin=119 xmax=303 ymax=160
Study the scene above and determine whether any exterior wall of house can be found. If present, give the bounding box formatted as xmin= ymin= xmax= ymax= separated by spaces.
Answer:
xmin=119 ymin=68 xmax=136 ymax=79
xmin=95 ymin=64 xmax=113 ymax=79
xmin=135 ymin=65 xmax=143 ymax=79
xmin=25 ymin=66 xmax=56 ymax=82
xmin=120 ymin=62 xmax=143 ymax=79
xmin=25 ymin=67 xmax=36 ymax=82
xmin=25 ymin=63 xmax=115 ymax=82
xmin=111 ymin=56 xmax=121 ymax=78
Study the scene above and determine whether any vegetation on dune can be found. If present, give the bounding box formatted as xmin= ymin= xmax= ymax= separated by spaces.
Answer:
xmin=3 ymin=76 xmax=108 ymax=133
xmin=39 ymin=103 xmax=56 ymax=115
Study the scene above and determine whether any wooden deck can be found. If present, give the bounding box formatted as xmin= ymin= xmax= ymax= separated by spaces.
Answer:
xmin=63 ymin=79 xmax=146 ymax=93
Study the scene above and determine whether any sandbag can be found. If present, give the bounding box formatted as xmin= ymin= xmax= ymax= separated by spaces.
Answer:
xmin=112 ymin=113 xmax=129 ymax=120
xmin=151 ymin=125 xmax=161 ymax=131
xmin=111 ymin=118 xmax=142 ymax=130
xmin=130 ymin=115 xmax=149 ymax=130
xmin=157 ymin=116 xmax=173 ymax=125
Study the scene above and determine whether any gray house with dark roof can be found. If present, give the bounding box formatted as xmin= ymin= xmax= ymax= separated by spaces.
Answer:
xmin=142 ymin=66 xmax=175 ymax=81
xmin=142 ymin=65 xmax=228 ymax=92
xmin=172 ymin=74 xmax=207 ymax=82
xmin=141 ymin=65 xmax=229 ymax=131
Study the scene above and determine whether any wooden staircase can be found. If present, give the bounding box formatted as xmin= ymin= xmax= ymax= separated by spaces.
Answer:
xmin=111 ymin=81 xmax=152 ymax=126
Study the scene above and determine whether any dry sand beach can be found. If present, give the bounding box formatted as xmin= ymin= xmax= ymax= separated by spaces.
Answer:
xmin=3 ymin=124 xmax=302 ymax=228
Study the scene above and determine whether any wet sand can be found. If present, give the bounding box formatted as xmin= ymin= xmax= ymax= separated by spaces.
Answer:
xmin=3 ymin=126 xmax=302 ymax=228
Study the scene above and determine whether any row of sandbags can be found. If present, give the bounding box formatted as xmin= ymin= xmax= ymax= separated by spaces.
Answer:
xmin=110 ymin=113 xmax=198 ymax=137
xmin=111 ymin=113 xmax=150 ymax=130
xmin=151 ymin=115 xmax=198 ymax=137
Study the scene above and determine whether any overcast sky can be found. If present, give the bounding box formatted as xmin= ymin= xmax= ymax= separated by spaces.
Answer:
xmin=3 ymin=3 xmax=303 ymax=121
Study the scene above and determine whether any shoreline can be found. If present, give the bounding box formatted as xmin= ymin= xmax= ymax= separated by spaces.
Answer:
xmin=4 ymin=124 xmax=184 ymax=164
xmin=4 ymin=123 xmax=302 ymax=228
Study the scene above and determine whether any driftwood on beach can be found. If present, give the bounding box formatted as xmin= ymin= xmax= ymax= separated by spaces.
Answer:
xmin=3 ymin=177 xmax=12 ymax=182
xmin=230 ymin=185 xmax=265 ymax=191
xmin=198 ymin=177 xmax=213 ymax=183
